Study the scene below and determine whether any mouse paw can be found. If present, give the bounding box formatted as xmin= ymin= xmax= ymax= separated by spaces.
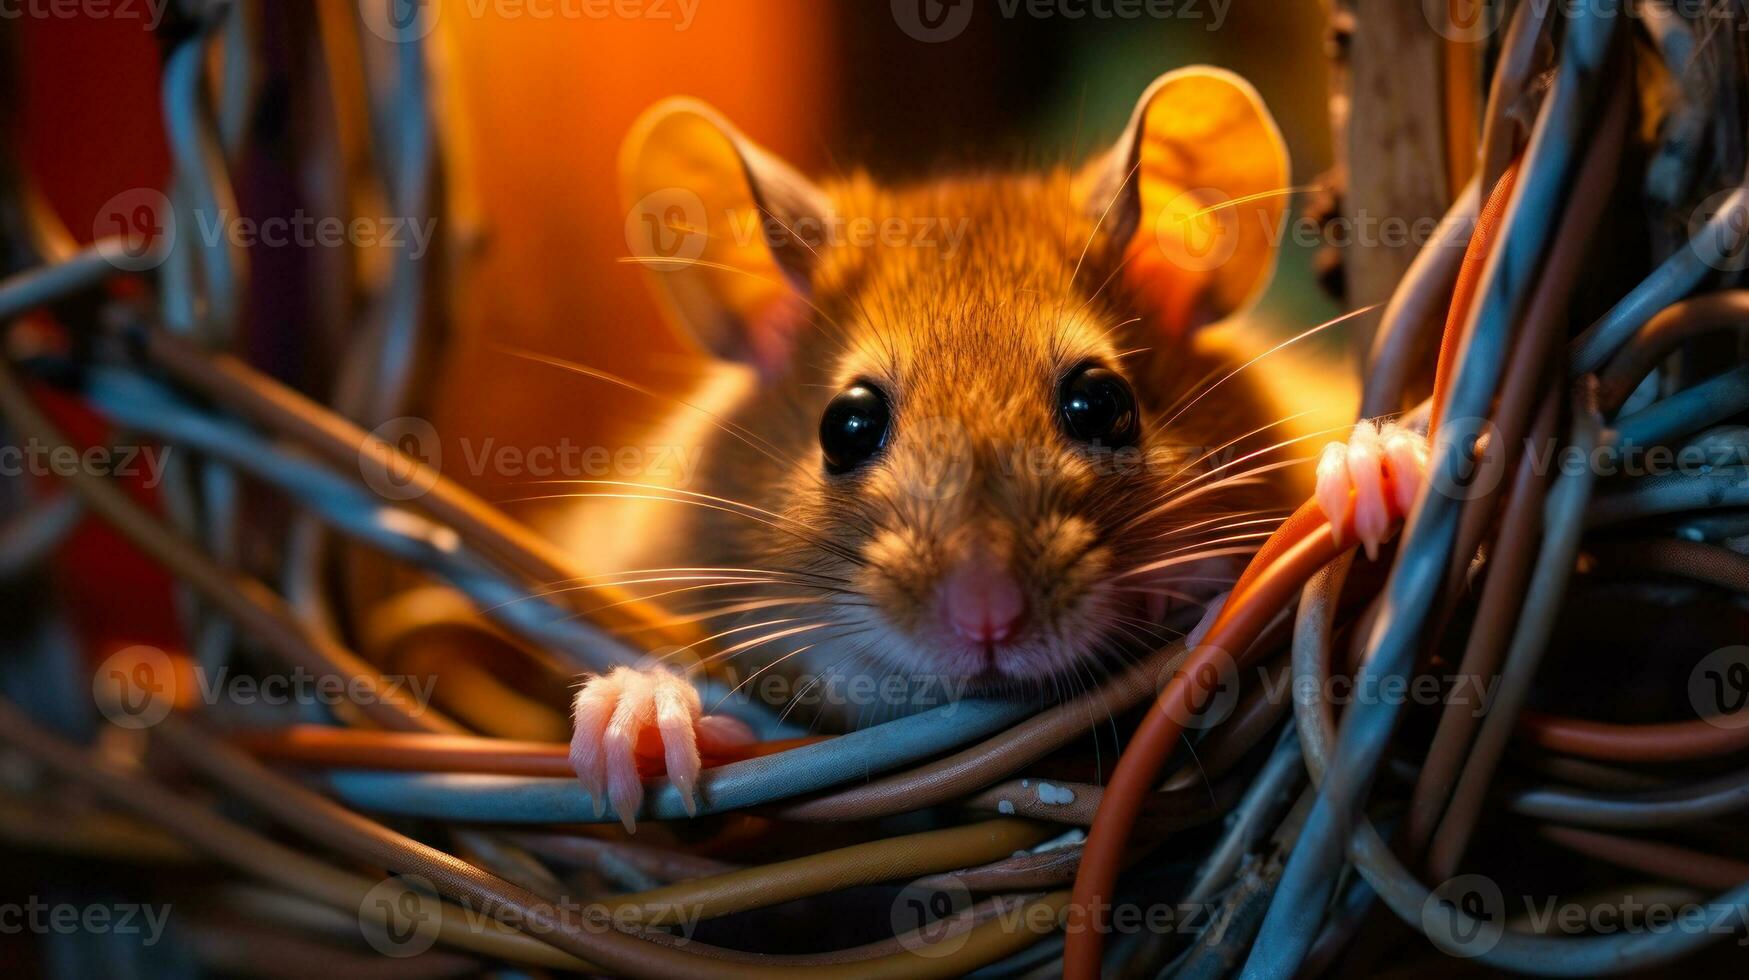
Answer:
xmin=569 ymin=666 xmax=751 ymax=832
xmin=1315 ymin=420 xmax=1428 ymax=560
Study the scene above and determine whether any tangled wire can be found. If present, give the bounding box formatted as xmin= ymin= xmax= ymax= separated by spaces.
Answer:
xmin=2 ymin=1 xmax=1749 ymax=977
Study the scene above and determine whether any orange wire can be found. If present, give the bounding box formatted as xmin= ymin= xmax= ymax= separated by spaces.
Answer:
xmin=1064 ymin=157 xmax=1526 ymax=980
xmin=1430 ymin=157 xmax=1521 ymax=435
xmin=1064 ymin=521 xmax=1343 ymax=976
xmin=230 ymin=725 xmax=826 ymax=777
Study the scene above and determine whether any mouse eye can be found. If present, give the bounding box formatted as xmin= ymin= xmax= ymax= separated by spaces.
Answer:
xmin=1058 ymin=364 xmax=1139 ymax=447
xmin=819 ymin=382 xmax=891 ymax=474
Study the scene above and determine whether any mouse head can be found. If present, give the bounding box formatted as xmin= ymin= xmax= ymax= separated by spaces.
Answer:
xmin=621 ymin=69 xmax=1290 ymax=686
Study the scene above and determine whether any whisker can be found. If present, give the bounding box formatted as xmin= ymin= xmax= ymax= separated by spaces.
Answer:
xmin=1114 ymin=545 xmax=1261 ymax=580
xmin=500 ymin=490 xmax=868 ymax=568
xmin=1157 ymin=304 xmax=1381 ymax=429
xmin=496 ymin=344 xmax=795 ymax=469
xmin=1070 ymin=157 xmax=1142 ymax=289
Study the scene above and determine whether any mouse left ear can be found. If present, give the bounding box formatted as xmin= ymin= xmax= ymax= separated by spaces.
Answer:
xmin=620 ymin=97 xmax=830 ymax=376
xmin=1075 ymin=67 xmax=1290 ymax=336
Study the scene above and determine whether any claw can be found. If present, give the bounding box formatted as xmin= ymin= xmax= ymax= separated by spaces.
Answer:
xmin=1314 ymin=420 xmax=1428 ymax=560
xmin=1315 ymin=441 xmax=1351 ymax=545
xmin=652 ymin=671 xmax=704 ymax=817
xmin=569 ymin=665 xmax=719 ymax=832
xmin=1347 ymin=423 xmax=1388 ymax=559
xmin=1383 ymin=429 xmax=1428 ymax=515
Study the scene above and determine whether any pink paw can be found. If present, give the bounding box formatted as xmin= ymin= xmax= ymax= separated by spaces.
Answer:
xmin=569 ymin=665 xmax=753 ymax=832
xmin=1315 ymin=420 xmax=1428 ymax=560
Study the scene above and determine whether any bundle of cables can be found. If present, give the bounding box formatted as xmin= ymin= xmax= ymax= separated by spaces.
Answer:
xmin=3 ymin=1 xmax=1749 ymax=977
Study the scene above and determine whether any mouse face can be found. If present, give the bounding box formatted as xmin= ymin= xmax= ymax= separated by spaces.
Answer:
xmin=616 ymin=69 xmax=1295 ymax=691
xmin=755 ymin=178 xmax=1181 ymax=684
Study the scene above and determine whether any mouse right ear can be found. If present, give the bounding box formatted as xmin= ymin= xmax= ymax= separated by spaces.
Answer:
xmin=1074 ymin=67 xmax=1291 ymax=339
xmin=619 ymin=98 xmax=829 ymax=376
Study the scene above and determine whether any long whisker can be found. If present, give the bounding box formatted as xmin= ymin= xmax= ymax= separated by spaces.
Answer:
xmin=1114 ymin=545 xmax=1262 ymax=580
xmin=514 ymin=479 xmax=817 ymax=539
xmin=616 ymin=255 xmax=849 ymax=341
xmin=1070 ymin=156 xmax=1142 ymax=289
xmin=612 ymin=596 xmax=833 ymax=633
xmin=710 ymin=641 xmax=821 ymax=712
xmin=496 ymin=344 xmax=794 ymax=469
xmin=501 ymin=569 xmax=848 ymax=606
xmin=1157 ymin=304 xmax=1381 ymax=429
xmin=1150 ymin=509 xmax=1291 ymax=541
xmin=1156 ymin=409 xmax=1317 ymax=486
xmin=1146 ymin=421 xmax=1356 ymax=510
xmin=1185 ymin=183 xmax=1325 ymax=219
xmin=500 ymin=490 xmax=867 ymax=568
xmin=689 ymin=621 xmax=838 ymax=670
xmin=1134 ymin=460 xmax=1304 ymax=524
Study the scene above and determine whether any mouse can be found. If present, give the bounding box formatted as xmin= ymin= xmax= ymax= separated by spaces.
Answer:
xmin=553 ymin=67 xmax=1427 ymax=828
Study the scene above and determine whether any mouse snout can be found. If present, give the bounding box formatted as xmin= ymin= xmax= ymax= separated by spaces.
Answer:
xmin=941 ymin=555 xmax=1027 ymax=644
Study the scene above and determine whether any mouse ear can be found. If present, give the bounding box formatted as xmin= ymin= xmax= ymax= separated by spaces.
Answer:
xmin=1075 ymin=67 xmax=1290 ymax=337
xmin=620 ymin=98 xmax=829 ymax=375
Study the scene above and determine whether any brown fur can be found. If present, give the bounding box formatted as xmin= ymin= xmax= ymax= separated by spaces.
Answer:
xmin=560 ymin=168 xmax=1324 ymax=727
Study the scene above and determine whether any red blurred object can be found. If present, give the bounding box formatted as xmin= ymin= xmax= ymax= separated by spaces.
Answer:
xmin=16 ymin=14 xmax=182 ymax=661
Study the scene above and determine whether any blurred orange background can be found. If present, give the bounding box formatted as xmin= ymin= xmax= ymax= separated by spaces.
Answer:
xmin=13 ymin=1 xmax=1337 ymax=633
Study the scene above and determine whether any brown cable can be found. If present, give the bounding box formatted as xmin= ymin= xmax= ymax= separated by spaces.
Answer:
xmin=230 ymin=724 xmax=821 ymax=777
xmin=0 ymin=698 xmax=587 ymax=969
xmin=1513 ymin=539 xmax=1749 ymax=762
xmin=1404 ymin=70 xmax=1629 ymax=869
xmin=151 ymin=711 xmax=1068 ymax=977
xmin=0 ymin=357 xmax=457 ymax=733
xmin=1538 ymin=825 xmax=1749 ymax=891
xmin=1405 ymin=390 xmax=1558 ymax=862
xmin=766 ymin=637 xmax=1186 ymax=821
xmin=1595 ymin=291 xmax=1749 ymax=415
xmin=138 ymin=330 xmax=707 ymax=653
xmin=602 ymin=819 xmax=1052 ymax=926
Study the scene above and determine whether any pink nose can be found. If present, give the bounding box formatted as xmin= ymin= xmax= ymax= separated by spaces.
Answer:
xmin=942 ymin=560 xmax=1026 ymax=644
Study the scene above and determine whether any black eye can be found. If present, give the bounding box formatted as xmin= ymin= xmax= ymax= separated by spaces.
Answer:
xmin=819 ymin=382 xmax=891 ymax=474
xmin=1058 ymin=364 xmax=1139 ymax=447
